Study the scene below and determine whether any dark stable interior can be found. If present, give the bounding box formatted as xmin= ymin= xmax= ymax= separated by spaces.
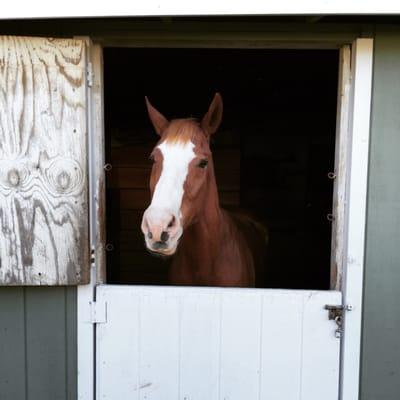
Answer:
xmin=104 ymin=47 xmax=338 ymax=289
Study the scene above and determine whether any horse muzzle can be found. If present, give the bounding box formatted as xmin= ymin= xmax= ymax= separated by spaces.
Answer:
xmin=141 ymin=208 xmax=182 ymax=256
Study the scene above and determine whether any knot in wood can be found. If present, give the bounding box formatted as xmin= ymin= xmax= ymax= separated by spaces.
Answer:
xmin=46 ymin=157 xmax=83 ymax=195
xmin=57 ymin=170 xmax=71 ymax=190
xmin=8 ymin=169 xmax=20 ymax=186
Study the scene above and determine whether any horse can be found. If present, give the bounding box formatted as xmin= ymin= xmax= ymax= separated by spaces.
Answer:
xmin=141 ymin=93 xmax=267 ymax=287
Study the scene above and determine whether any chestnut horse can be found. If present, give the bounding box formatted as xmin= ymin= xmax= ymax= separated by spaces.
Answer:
xmin=141 ymin=93 xmax=267 ymax=287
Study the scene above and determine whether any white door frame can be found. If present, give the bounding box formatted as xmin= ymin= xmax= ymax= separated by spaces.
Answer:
xmin=77 ymin=41 xmax=105 ymax=400
xmin=340 ymin=38 xmax=373 ymax=400
xmin=77 ymin=38 xmax=374 ymax=400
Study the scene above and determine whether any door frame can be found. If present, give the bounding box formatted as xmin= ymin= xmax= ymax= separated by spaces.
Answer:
xmin=77 ymin=36 xmax=373 ymax=400
xmin=340 ymin=38 xmax=373 ymax=400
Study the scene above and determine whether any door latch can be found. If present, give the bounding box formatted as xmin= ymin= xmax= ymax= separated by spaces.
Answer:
xmin=325 ymin=304 xmax=353 ymax=338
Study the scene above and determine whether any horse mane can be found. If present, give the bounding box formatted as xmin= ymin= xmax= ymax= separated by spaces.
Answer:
xmin=164 ymin=118 xmax=203 ymax=144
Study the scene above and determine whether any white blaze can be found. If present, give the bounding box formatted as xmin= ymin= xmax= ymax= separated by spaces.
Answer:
xmin=150 ymin=140 xmax=195 ymax=217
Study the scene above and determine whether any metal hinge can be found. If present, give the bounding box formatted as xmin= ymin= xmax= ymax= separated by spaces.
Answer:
xmin=89 ymin=300 xmax=107 ymax=324
xmin=325 ymin=304 xmax=353 ymax=338
xmin=87 ymin=62 xmax=94 ymax=87
xmin=90 ymin=246 xmax=96 ymax=266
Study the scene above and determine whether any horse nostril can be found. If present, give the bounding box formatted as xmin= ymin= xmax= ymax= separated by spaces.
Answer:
xmin=148 ymin=232 xmax=153 ymax=239
xmin=168 ymin=216 xmax=175 ymax=228
xmin=160 ymin=231 xmax=169 ymax=242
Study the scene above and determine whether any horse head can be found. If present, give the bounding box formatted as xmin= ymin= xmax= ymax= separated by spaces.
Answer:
xmin=141 ymin=93 xmax=223 ymax=256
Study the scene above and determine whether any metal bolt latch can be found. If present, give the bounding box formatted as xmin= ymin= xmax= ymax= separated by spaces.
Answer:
xmin=325 ymin=304 xmax=344 ymax=319
xmin=325 ymin=304 xmax=352 ymax=338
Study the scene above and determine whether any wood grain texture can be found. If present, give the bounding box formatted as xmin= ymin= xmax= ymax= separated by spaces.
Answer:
xmin=330 ymin=45 xmax=351 ymax=290
xmin=0 ymin=36 xmax=89 ymax=285
xmin=90 ymin=44 xmax=107 ymax=284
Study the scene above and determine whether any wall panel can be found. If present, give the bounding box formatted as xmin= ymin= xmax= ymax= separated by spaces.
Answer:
xmin=0 ymin=287 xmax=77 ymax=400
xmin=361 ymin=30 xmax=400 ymax=400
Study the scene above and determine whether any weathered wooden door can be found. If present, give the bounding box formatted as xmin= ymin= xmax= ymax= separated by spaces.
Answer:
xmin=96 ymin=285 xmax=341 ymax=400
xmin=0 ymin=36 xmax=89 ymax=285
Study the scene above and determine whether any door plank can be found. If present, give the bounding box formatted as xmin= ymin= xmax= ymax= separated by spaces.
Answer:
xmin=219 ymin=291 xmax=262 ymax=400
xmin=96 ymin=289 xmax=141 ymax=399
xmin=259 ymin=291 xmax=303 ymax=400
xmin=138 ymin=288 xmax=180 ymax=400
xmin=179 ymin=292 xmax=220 ymax=400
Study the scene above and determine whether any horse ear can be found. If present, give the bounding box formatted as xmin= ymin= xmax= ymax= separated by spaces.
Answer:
xmin=145 ymin=96 xmax=169 ymax=136
xmin=201 ymin=93 xmax=223 ymax=136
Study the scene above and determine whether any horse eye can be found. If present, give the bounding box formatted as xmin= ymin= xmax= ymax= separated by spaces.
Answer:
xmin=198 ymin=159 xmax=208 ymax=169
xmin=149 ymin=154 xmax=155 ymax=162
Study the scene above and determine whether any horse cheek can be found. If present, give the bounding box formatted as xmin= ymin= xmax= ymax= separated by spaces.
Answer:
xmin=180 ymin=200 xmax=191 ymax=228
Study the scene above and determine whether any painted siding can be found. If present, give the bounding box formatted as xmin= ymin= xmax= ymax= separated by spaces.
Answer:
xmin=0 ymin=287 xmax=77 ymax=400
xmin=361 ymin=30 xmax=400 ymax=400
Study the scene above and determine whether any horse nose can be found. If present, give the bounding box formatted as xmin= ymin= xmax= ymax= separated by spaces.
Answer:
xmin=148 ymin=230 xmax=169 ymax=243
xmin=141 ymin=210 xmax=179 ymax=242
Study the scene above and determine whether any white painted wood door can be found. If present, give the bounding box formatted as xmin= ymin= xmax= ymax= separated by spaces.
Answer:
xmin=96 ymin=285 xmax=341 ymax=400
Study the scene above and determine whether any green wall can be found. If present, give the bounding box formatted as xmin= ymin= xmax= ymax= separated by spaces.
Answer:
xmin=361 ymin=29 xmax=400 ymax=400
xmin=0 ymin=288 xmax=77 ymax=400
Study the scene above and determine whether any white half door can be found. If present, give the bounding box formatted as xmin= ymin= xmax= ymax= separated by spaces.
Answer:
xmin=96 ymin=285 xmax=341 ymax=400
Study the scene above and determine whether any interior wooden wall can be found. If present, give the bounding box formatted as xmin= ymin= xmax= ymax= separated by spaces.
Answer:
xmin=104 ymin=47 xmax=338 ymax=288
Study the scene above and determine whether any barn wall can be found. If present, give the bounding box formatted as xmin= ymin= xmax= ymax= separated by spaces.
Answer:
xmin=360 ymin=29 xmax=400 ymax=400
xmin=0 ymin=18 xmax=398 ymax=400
xmin=0 ymin=287 xmax=77 ymax=400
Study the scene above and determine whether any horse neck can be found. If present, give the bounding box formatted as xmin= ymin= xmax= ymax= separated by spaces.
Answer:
xmin=181 ymin=162 xmax=225 ymax=257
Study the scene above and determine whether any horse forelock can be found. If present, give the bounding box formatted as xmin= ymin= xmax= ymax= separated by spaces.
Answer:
xmin=163 ymin=119 xmax=205 ymax=145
